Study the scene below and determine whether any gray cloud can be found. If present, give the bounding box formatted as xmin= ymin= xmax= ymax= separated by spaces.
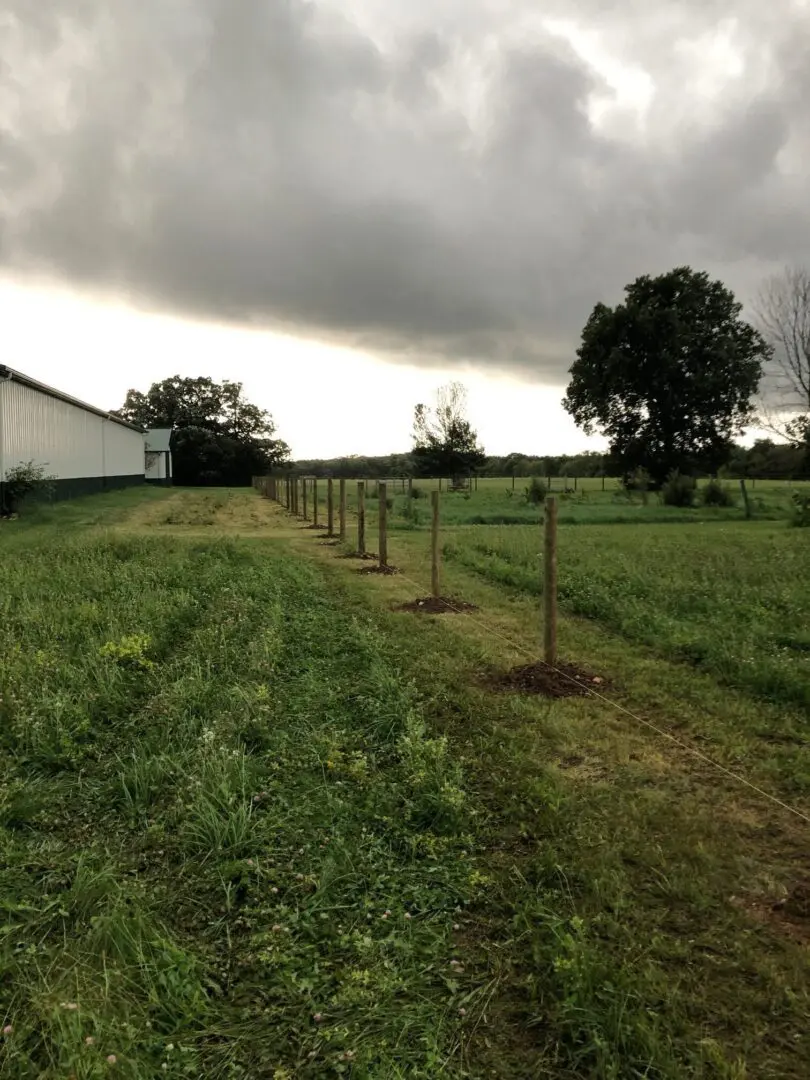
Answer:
xmin=2 ymin=0 xmax=809 ymax=381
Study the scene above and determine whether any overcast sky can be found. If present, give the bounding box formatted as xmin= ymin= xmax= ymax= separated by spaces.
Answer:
xmin=2 ymin=0 xmax=809 ymax=456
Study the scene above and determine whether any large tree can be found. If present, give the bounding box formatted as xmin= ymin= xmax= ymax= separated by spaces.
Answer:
xmin=755 ymin=266 xmax=810 ymax=468
xmin=116 ymin=376 xmax=289 ymax=486
xmin=412 ymin=382 xmax=485 ymax=483
xmin=563 ymin=267 xmax=770 ymax=485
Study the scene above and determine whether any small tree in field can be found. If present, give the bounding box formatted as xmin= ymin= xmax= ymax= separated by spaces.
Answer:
xmin=412 ymin=382 xmax=485 ymax=486
xmin=563 ymin=267 xmax=770 ymax=486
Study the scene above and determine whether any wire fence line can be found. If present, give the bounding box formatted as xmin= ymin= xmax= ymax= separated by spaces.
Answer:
xmin=253 ymin=475 xmax=810 ymax=828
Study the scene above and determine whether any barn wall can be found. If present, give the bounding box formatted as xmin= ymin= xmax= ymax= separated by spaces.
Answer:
xmin=103 ymin=418 xmax=146 ymax=478
xmin=0 ymin=378 xmax=145 ymax=509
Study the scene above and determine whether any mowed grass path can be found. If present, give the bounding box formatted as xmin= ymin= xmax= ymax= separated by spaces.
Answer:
xmin=1 ymin=497 xmax=473 ymax=1077
xmin=2 ymin=488 xmax=809 ymax=1079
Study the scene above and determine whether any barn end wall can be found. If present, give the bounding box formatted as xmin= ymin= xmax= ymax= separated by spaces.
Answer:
xmin=0 ymin=375 xmax=145 ymax=512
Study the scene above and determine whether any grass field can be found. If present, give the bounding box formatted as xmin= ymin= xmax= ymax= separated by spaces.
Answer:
xmin=2 ymin=487 xmax=809 ymax=1078
xmin=444 ymin=522 xmax=810 ymax=720
xmin=333 ymin=476 xmax=809 ymax=527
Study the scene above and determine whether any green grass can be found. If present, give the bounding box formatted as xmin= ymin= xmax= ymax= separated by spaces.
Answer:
xmin=325 ymin=477 xmax=809 ymax=529
xmin=2 ymin=489 xmax=809 ymax=1079
xmin=443 ymin=522 xmax=810 ymax=723
xmin=0 ymin=516 xmax=475 ymax=1077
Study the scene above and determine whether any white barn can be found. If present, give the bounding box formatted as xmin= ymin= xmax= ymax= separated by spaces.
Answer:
xmin=144 ymin=428 xmax=173 ymax=485
xmin=0 ymin=365 xmax=146 ymax=511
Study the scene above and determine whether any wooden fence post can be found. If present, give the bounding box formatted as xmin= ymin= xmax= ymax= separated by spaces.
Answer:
xmin=378 ymin=482 xmax=388 ymax=567
xmin=339 ymin=479 xmax=347 ymax=540
xmin=431 ymin=490 xmax=441 ymax=598
xmin=408 ymin=477 xmax=413 ymax=499
xmin=740 ymin=478 xmax=752 ymax=520
xmin=327 ymin=478 xmax=335 ymax=536
xmin=313 ymin=477 xmax=319 ymax=527
xmin=602 ymin=475 xmax=606 ymax=492
xmin=357 ymin=481 xmax=366 ymax=554
xmin=544 ymin=496 xmax=558 ymax=666
xmin=294 ymin=477 xmax=300 ymax=516
xmin=439 ymin=477 xmax=443 ymax=492
xmin=302 ymin=477 xmax=308 ymax=521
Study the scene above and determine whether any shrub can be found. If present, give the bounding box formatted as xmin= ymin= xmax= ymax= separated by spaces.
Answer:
xmin=619 ymin=468 xmax=651 ymax=504
xmin=2 ymin=461 xmax=55 ymax=515
xmin=524 ymin=477 xmax=548 ymax=505
xmin=661 ymin=471 xmax=696 ymax=507
xmin=790 ymin=492 xmax=810 ymax=528
xmin=409 ymin=485 xmax=425 ymax=500
xmin=701 ymin=479 xmax=735 ymax=507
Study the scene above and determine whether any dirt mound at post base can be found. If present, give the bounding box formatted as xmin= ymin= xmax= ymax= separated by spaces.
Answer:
xmin=483 ymin=662 xmax=606 ymax=699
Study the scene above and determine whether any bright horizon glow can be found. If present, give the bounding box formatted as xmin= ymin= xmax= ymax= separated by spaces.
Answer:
xmin=1 ymin=278 xmax=605 ymax=460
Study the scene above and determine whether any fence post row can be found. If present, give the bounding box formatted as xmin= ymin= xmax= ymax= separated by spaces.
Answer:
xmin=544 ymin=496 xmax=558 ymax=666
xmin=378 ymin=482 xmax=388 ymax=567
xmin=357 ymin=481 xmax=366 ymax=555
xmin=327 ymin=478 xmax=335 ymax=537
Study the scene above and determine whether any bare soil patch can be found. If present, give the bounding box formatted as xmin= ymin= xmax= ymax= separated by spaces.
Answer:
xmin=482 ymin=661 xmax=607 ymax=699
xmin=357 ymin=564 xmax=399 ymax=575
xmin=734 ymin=880 xmax=810 ymax=945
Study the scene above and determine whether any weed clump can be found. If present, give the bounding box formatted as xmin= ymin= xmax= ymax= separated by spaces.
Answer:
xmin=701 ymin=479 xmax=736 ymax=507
xmin=790 ymin=491 xmax=810 ymax=527
xmin=524 ymin=477 xmax=548 ymax=505
xmin=661 ymin=471 xmax=696 ymax=507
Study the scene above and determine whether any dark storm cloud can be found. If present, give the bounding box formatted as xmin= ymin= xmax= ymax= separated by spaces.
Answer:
xmin=2 ymin=0 xmax=809 ymax=380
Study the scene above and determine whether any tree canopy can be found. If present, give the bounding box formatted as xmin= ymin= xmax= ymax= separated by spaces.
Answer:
xmin=411 ymin=382 xmax=486 ymax=482
xmin=116 ymin=376 xmax=289 ymax=486
xmin=563 ymin=267 xmax=770 ymax=485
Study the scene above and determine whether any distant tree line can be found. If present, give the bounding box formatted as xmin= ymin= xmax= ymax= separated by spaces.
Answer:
xmin=288 ymin=441 xmax=807 ymax=481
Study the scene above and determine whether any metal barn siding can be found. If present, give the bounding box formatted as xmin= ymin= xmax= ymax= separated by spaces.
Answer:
xmin=1 ymin=378 xmax=103 ymax=481
xmin=0 ymin=367 xmax=145 ymax=510
xmin=103 ymin=417 xmax=146 ymax=479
